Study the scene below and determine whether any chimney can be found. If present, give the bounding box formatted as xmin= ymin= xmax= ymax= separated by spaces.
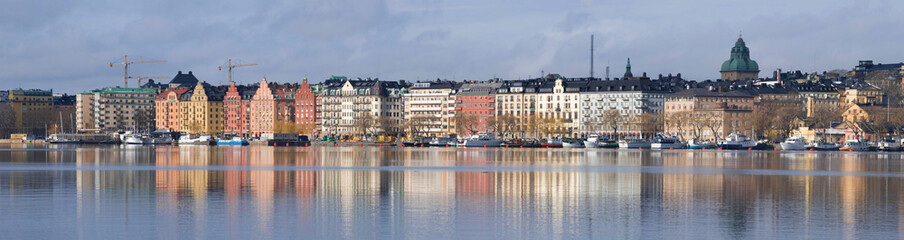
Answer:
xmin=178 ymin=71 xmax=182 ymax=74
xmin=188 ymin=71 xmax=193 ymax=75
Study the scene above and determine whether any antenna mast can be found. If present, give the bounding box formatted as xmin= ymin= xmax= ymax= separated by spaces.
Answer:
xmin=590 ymin=34 xmax=594 ymax=78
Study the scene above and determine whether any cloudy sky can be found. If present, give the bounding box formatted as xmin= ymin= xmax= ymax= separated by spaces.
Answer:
xmin=2 ymin=0 xmax=903 ymax=94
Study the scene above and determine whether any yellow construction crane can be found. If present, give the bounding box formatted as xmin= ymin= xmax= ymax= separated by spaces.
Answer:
xmin=108 ymin=55 xmax=166 ymax=88
xmin=218 ymin=59 xmax=257 ymax=84
xmin=128 ymin=76 xmax=169 ymax=87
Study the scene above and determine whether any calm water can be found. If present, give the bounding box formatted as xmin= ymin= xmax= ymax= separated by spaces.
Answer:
xmin=1 ymin=144 xmax=904 ymax=239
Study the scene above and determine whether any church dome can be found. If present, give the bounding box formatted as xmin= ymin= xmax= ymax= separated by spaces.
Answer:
xmin=720 ymin=37 xmax=759 ymax=72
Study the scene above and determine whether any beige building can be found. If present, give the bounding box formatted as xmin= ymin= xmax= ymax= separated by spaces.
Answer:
xmin=320 ymin=77 xmax=406 ymax=136
xmin=495 ymin=80 xmax=540 ymax=137
xmin=403 ymin=81 xmax=458 ymax=136
xmin=536 ymin=78 xmax=580 ymax=137
xmin=664 ymin=88 xmax=756 ymax=140
xmin=76 ymin=87 xmax=156 ymax=131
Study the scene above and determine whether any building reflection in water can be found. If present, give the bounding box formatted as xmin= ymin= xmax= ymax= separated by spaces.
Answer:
xmin=1 ymin=145 xmax=894 ymax=238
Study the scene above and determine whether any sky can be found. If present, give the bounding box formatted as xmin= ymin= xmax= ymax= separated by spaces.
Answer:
xmin=2 ymin=0 xmax=904 ymax=94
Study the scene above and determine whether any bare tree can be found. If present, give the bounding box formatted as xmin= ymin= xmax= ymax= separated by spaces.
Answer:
xmin=639 ymin=113 xmax=662 ymax=139
xmin=668 ymin=111 xmax=690 ymax=140
xmin=378 ymin=116 xmax=400 ymax=137
xmin=602 ymin=109 xmax=623 ymax=139
xmin=453 ymin=114 xmax=478 ymax=135
xmin=0 ymin=104 xmax=14 ymax=138
xmin=491 ymin=114 xmax=518 ymax=138
xmin=133 ymin=108 xmax=156 ymax=132
xmin=702 ymin=112 xmax=722 ymax=141
xmin=354 ymin=113 xmax=376 ymax=139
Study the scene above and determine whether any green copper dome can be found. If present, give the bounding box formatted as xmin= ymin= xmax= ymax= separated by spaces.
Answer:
xmin=720 ymin=37 xmax=759 ymax=72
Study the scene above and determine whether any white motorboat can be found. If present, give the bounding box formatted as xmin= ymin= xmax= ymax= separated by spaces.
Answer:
xmin=583 ymin=134 xmax=600 ymax=148
xmin=618 ymin=139 xmax=651 ymax=149
xmin=562 ymin=138 xmax=585 ymax=148
xmin=780 ymin=136 xmax=809 ymax=151
xmin=124 ymin=134 xmax=152 ymax=144
xmin=810 ymin=142 xmax=839 ymax=151
xmin=460 ymin=132 xmax=502 ymax=148
xmin=152 ymin=136 xmax=174 ymax=145
xmin=178 ymin=135 xmax=215 ymax=145
xmin=687 ymin=138 xmax=716 ymax=149
xmin=878 ymin=138 xmax=902 ymax=151
xmin=839 ymin=139 xmax=870 ymax=151
xmin=717 ymin=133 xmax=758 ymax=150
xmin=429 ymin=135 xmax=459 ymax=147
xmin=651 ymin=136 xmax=685 ymax=149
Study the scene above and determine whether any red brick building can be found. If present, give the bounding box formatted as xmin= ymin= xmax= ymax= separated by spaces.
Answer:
xmin=224 ymin=82 xmax=256 ymax=136
xmin=295 ymin=79 xmax=318 ymax=135
xmin=455 ymin=82 xmax=501 ymax=134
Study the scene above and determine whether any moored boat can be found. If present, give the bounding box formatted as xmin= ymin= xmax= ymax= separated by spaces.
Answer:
xmin=878 ymin=138 xmax=902 ymax=151
xmin=178 ymin=135 xmax=216 ymax=145
xmin=541 ymin=138 xmax=563 ymax=148
xmin=809 ymin=142 xmax=839 ymax=151
xmin=650 ymin=136 xmax=684 ymax=149
xmin=217 ymin=137 xmax=249 ymax=146
xmin=429 ymin=135 xmax=459 ymax=147
xmin=460 ymin=132 xmax=502 ymax=148
xmin=618 ymin=139 xmax=651 ymax=149
xmin=687 ymin=138 xmax=716 ymax=149
xmin=839 ymin=139 xmax=870 ymax=151
xmin=780 ymin=136 xmax=809 ymax=151
xmin=562 ymin=138 xmax=585 ymax=148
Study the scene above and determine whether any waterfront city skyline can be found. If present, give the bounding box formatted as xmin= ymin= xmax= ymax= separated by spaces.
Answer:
xmin=2 ymin=0 xmax=904 ymax=94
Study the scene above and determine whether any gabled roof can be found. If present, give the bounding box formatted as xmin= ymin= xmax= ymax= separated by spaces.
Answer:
xmin=155 ymin=87 xmax=191 ymax=100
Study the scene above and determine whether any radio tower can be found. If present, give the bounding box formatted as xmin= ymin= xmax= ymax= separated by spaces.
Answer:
xmin=590 ymin=34 xmax=594 ymax=78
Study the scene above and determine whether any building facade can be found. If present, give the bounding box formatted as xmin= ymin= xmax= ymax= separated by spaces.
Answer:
xmin=154 ymin=87 xmax=191 ymax=131
xmin=455 ymin=81 xmax=501 ymax=134
xmin=320 ymin=77 xmax=407 ymax=136
xmin=7 ymin=89 xmax=54 ymax=131
xmin=179 ymin=83 xmax=225 ymax=135
xmin=224 ymin=82 xmax=256 ymax=136
xmin=664 ymin=88 xmax=756 ymax=141
xmin=495 ymin=80 xmax=540 ymax=137
xmin=76 ymin=87 xmax=156 ymax=131
xmin=578 ymin=78 xmax=667 ymax=137
xmin=295 ymin=79 xmax=319 ymax=135
xmin=404 ymin=81 xmax=458 ymax=136
xmin=536 ymin=78 xmax=580 ymax=137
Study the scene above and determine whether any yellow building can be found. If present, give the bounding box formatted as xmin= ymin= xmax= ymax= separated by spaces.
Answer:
xmin=180 ymin=83 xmax=226 ymax=135
xmin=7 ymin=89 xmax=54 ymax=131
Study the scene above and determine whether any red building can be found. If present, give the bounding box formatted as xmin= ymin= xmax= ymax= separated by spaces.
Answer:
xmin=224 ymin=82 xmax=256 ymax=136
xmin=455 ymin=82 xmax=501 ymax=134
xmin=294 ymin=79 xmax=319 ymax=135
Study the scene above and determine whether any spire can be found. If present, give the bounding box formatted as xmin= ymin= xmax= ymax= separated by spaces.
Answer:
xmin=623 ymin=58 xmax=633 ymax=78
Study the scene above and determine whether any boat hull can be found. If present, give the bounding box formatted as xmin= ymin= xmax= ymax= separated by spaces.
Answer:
xmin=461 ymin=140 xmax=502 ymax=148
xmin=780 ymin=142 xmax=808 ymax=151
xmin=651 ymin=143 xmax=685 ymax=149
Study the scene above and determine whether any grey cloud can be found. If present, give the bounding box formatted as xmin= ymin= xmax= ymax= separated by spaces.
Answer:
xmin=1 ymin=0 xmax=903 ymax=93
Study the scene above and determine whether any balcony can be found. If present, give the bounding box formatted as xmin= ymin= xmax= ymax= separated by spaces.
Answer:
xmin=404 ymin=93 xmax=448 ymax=97
xmin=408 ymin=100 xmax=443 ymax=104
xmin=409 ymin=107 xmax=442 ymax=111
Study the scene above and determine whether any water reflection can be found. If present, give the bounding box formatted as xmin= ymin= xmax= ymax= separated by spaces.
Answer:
xmin=0 ymin=145 xmax=903 ymax=239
